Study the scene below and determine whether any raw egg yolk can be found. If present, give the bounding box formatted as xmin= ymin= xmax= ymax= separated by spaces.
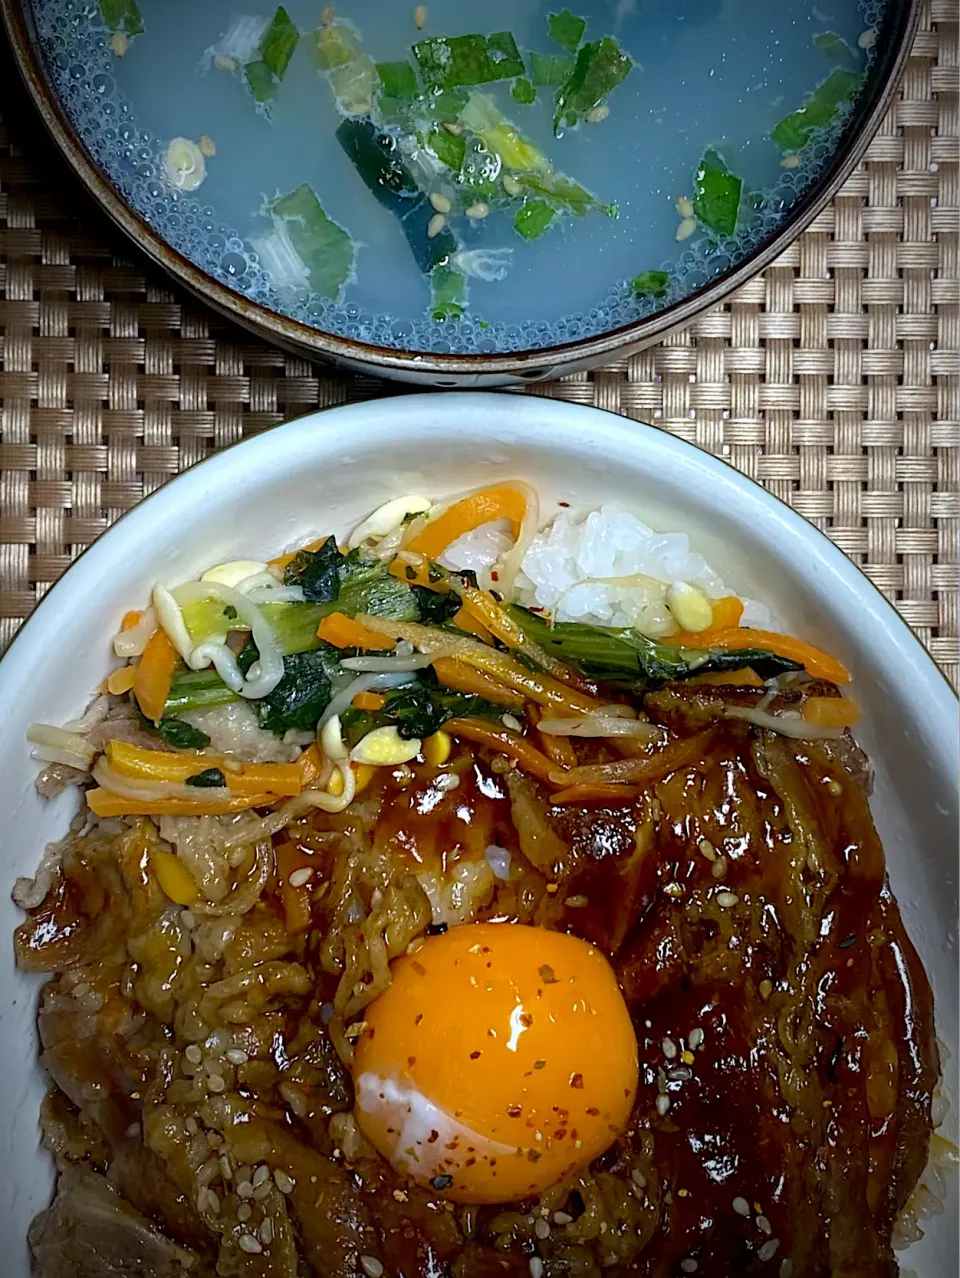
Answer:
xmin=352 ymin=923 xmax=639 ymax=1204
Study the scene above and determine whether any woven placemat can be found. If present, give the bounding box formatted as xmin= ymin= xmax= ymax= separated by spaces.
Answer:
xmin=1 ymin=2 xmax=958 ymax=685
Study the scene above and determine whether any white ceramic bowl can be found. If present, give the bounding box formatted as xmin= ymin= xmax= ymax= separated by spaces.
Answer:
xmin=0 ymin=394 xmax=956 ymax=1272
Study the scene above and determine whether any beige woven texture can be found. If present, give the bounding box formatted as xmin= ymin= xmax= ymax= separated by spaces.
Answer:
xmin=1 ymin=2 xmax=958 ymax=684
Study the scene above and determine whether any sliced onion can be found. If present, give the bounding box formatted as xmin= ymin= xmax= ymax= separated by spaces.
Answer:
xmin=190 ymin=640 xmax=246 ymax=694
xmin=153 ymin=585 xmax=196 ymax=661
xmin=27 ymin=724 xmax=96 ymax=770
xmin=192 ymin=840 xmax=272 ymax=917
xmin=174 ymin=581 xmax=284 ymax=700
xmin=724 ymin=705 xmax=845 ymax=740
xmin=537 ymin=716 xmax=665 ymax=740
xmin=61 ymin=695 xmax=112 ymax=735
xmin=348 ymin=494 xmax=432 ymax=549
xmin=112 ymin=606 xmax=157 ymax=657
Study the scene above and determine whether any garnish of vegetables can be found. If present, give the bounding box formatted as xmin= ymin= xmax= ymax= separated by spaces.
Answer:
xmin=771 ymin=67 xmax=864 ymax=152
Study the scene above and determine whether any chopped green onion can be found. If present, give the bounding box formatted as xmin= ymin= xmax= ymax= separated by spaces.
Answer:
xmin=631 ymin=270 xmax=670 ymax=300
xmin=548 ymin=9 xmax=586 ymax=55
xmin=512 ymin=77 xmax=536 ymax=105
xmin=515 ymin=199 xmax=557 ymax=241
xmin=413 ymin=32 xmax=525 ymax=90
xmin=258 ymin=185 xmax=355 ymax=300
xmin=335 ymin=118 xmax=458 ymax=275
xmin=100 ymin=0 xmax=144 ymax=36
xmin=692 ymin=149 xmax=741 ymax=238
xmin=529 ymin=51 xmax=574 ymax=87
xmin=814 ymin=31 xmax=855 ymax=61
xmin=553 ymin=36 xmax=632 ymax=135
xmin=425 ymin=126 xmax=466 ymax=172
xmin=431 ymin=266 xmax=467 ymax=321
xmin=771 ymin=67 xmax=863 ymax=151
xmin=245 ymin=6 xmax=299 ymax=102
xmin=376 ymin=59 xmax=420 ymax=100
xmin=315 ymin=20 xmax=379 ymax=115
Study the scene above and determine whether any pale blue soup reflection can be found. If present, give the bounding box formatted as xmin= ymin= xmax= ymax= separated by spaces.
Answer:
xmin=34 ymin=0 xmax=886 ymax=353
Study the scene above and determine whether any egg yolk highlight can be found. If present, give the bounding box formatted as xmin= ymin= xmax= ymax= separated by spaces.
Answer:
xmin=352 ymin=923 xmax=639 ymax=1204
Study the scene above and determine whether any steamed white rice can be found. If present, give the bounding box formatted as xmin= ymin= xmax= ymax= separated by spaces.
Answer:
xmin=442 ymin=503 xmax=776 ymax=637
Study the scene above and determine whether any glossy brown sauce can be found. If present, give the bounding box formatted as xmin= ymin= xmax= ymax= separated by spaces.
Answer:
xmin=17 ymin=687 xmax=938 ymax=1277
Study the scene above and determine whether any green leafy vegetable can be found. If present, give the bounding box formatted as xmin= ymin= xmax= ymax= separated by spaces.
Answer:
xmin=461 ymin=93 xmax=551 ymax=172
xmin=376 ymin=59 xmax=419 ymax=100
xmin=412 ymin=583 xmax=464 ymax=625
xmin=529 ymin=51 xmax=574 ymax=87
xmin=261 ymin=185 xmax=355 ymax=301
xmin=631 ymin=270 xmax=670 ymax=300
xmin=814 ymin=32 xmax=854 ymax=61
xmin=692 ymin=149 xmax=741 ymax=238
xmin=336 ymin=549 xmax=422 ymax=620
xmin=512 ymin=78 xmax=536 ymax=105
xmin=335 ymin=119 xmax=457 ymax=275
xmin=515 ymin=199 xmax=557 ymax=241
xmin=245 ymin=6 xmax=299 ymax=102
xmin=185 ymin=767 xmax=227 ymax=788
xmin=340 ymin=668 xmax=502 ymax=746
xmin=284 ymin=536 xmax=342 ymax=603
xmin=157 ymin=717 xmax=212 ymax=750
xmin=100 ymin=0 xmax=144 ymax=36
xmin=771 ymin=67 xmax=863 ymax=151
xmin=165 ymin=670 xmax=238 ymax=715
xmin=254 ymin=647 xmax=342 ymax=734
xmin=507 ymin=606 xmax=801 ymax=691
xmin=516 ymin=170 xmax=598 ymax=217
xmin=548 ymin=10 xmax=586 ymax=55
xmin=431 ymin=267 xmax=467 ymax=322
xmin=553 ymin=36 xmax=632 ymax=134
xmin=413 ymin=32 xmax=525 ymax=90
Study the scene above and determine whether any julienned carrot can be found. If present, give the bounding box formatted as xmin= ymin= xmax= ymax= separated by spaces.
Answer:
xmin=352 ymin=691 xmax=385 ymax=711
xmin=269 ymin=537 xmax=327 ymax=571
xmin=86 ymin=789 xmax=275 ymax=817
xmin=452 ymin=605 xmax=494 ymax=642
xmin=105 ymin=740 xmax=304 ymax=796
xmin=433 ymin=658 xmax=526 ymax=709
xmin=693 ymin=627 xmax=850 ymax=686
xmin=549 ymin=783 xmax=638 ymax=806
xmin=406 ymin=486 xmax=526 ymax=560
xmin=134 ymin=629 xmax=179 ymax=724
xmin=687 ymin=668 xmax=764 ymax=688
xmin=388 ymin=556 xmax=436 ymax=590
xmin=443 ymin=718 xmax=564 ymax=786
xmin=275 ymin=842 xmax=315 ymax=935
xmin=317 ymin=612 xmax=394 ymax=651
xmin=802 ymin=695 xmax=860 ymax=728
xmin=664 ymin=596 xmax=744 ymax=646
xmin=106 ymin=665 xmax=138 ymax=695
xmin=298 ymin=744 xmax=325 ymax=789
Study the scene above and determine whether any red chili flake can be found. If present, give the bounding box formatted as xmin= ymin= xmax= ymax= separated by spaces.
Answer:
xmin=519 ymin=1013 xmax=533 ymax=1028
xmin=428 ymin=1130 xmax=439 ymax=1143
xmin=414 ymin=1013 xmax=424 ymax=1025
xmin=527 ymin=1149 xmax=542 ymax=1163
xmin=470 ymin=1051 xmax=481 ymax=1060
xmin=554 ymin=1129 xmax=567 ymax=1140
xmin=407 ymin=1056 xmax=417 ymax=1067
xmin=491 ymin=570 xmax=500 ymax=581
xmin=558 ymin=501 xmax=570 ymax=507
xmin=570 ymin=1073 xmax=584 ymax=1089
xmin=507 ymin=1105 xmax=522 ymax=1118
xmin=534 ymin=1060 xmax=547 ymax=1070
xmin=586 ymin=1106 xmax=600 ymax=1116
